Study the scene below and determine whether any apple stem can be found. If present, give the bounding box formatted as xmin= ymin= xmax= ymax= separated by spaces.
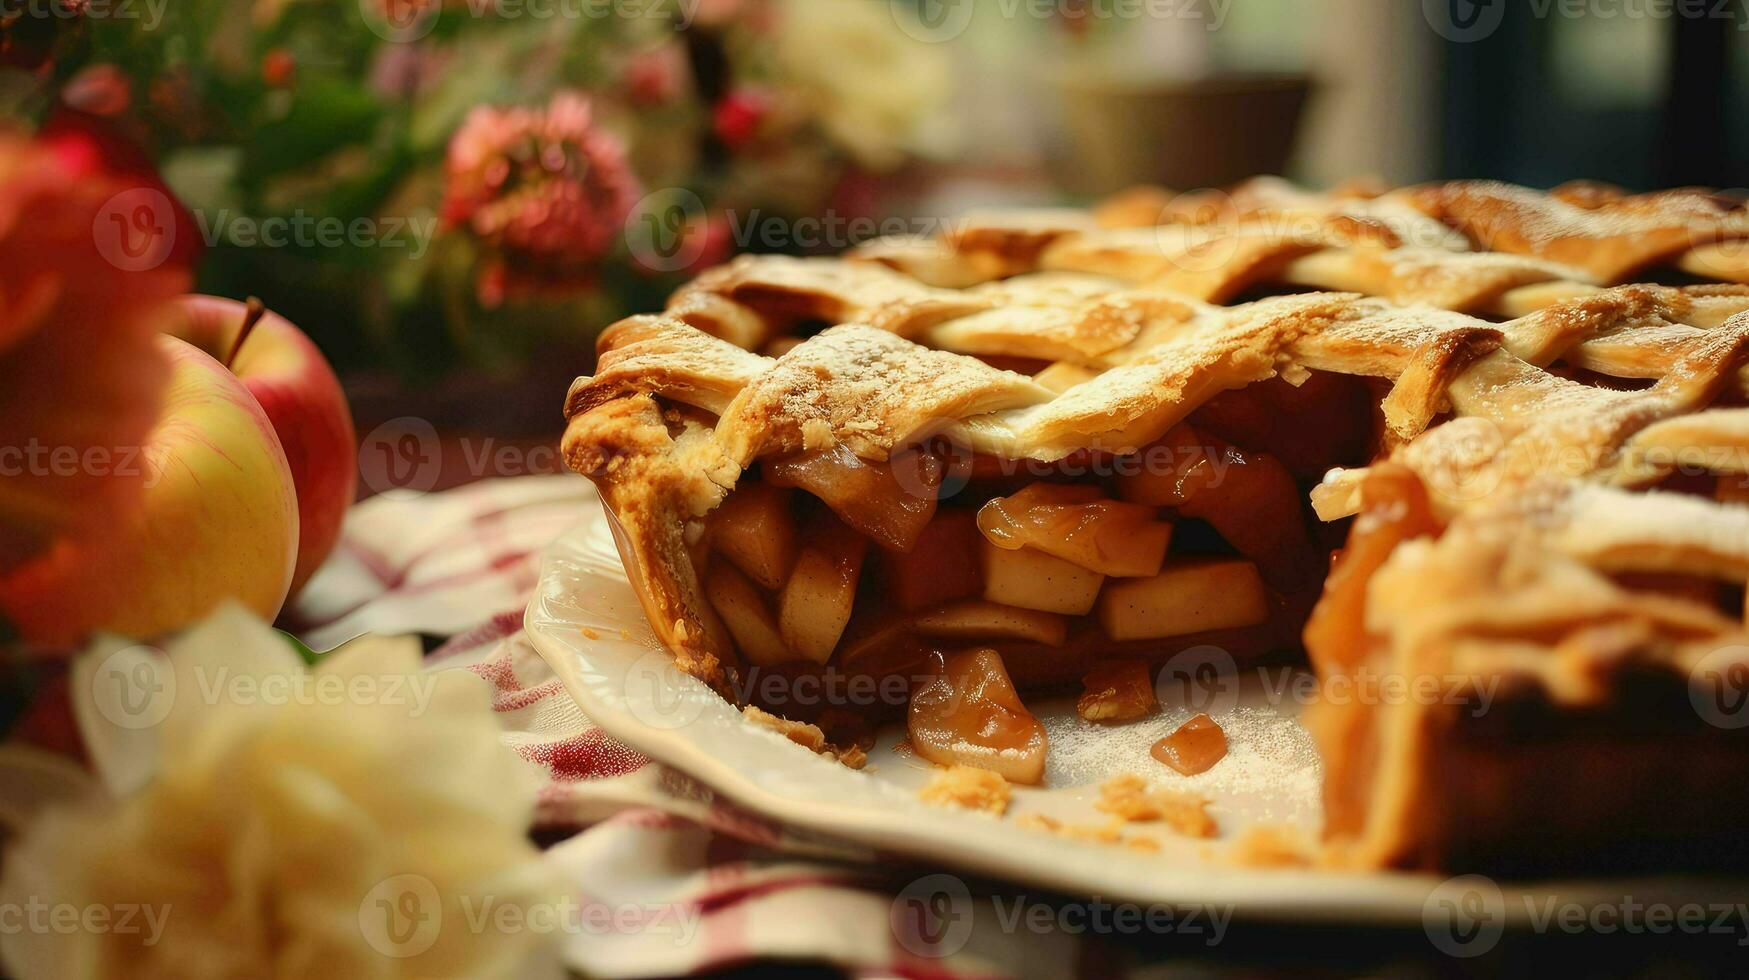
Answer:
xmin=225 ymin=297 xmax=267 ymax=370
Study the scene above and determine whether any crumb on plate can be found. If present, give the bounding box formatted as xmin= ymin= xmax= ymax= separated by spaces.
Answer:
xmin=742 ymin=706 xmax=867 ymax=770
xmin=1096 ymin=773 xmax=1217 ymax=839
xmin=920 ymin=765 xmax=1011 ymax=815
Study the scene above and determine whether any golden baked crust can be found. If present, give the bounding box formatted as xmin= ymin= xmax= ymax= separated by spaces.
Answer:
xmin=1311 ymin=478 xmax=1749 ymax=871
xmin=562 ymin=183 xmax=1749 ymax=873
xmin=851 ymin=177 xmax=1749 ymax=318
xmin=565 ymin=278 xmax=1749 ymax=686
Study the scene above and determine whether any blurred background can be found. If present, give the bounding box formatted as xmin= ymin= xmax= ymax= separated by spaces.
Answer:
xmin=4 ymin=0 xmax=1746 ymax=478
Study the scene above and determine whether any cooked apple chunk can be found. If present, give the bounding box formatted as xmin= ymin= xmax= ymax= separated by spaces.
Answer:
xmin=909 ymin=648 xmax=1048 ymax=784
xmin=766 ymin=442 xmax=937 ymax=552
xmin=977 ymin=482 xmax=1171 ymax=577
xmin=778 ymin=523 xmax=868 ymax=664
xmin=914 ymin=600 xmax=1069 ymax=646
xmin=1117 ymin=423 xmax=1319 ymax=590
xmin=711 ymin=483 xmax=798 ymax=590
xmin=1097 ymin=558 xmax=1269 ymax=641
xmin=882 ymin=509 xmax=983 ymax=612
xmin=981 ymin=539 xmax=1104 ymax=615
xmin=1077 ymin=660 xmax=1157 ymax=723
xmin=705 ymin=564 xmax=793 ymax=667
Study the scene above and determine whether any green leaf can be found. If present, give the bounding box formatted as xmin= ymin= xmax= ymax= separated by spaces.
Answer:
xmin=243 ymin=79 xmax=386 ymax=182
xmin=275 ymin=629 xmax=323 ymax=667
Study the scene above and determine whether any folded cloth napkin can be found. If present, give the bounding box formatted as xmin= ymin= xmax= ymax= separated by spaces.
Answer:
xmin=290 ymin=476 xmax=1087 ymax=979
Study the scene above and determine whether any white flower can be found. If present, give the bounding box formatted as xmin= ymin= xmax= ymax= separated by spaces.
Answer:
xmin=772 ymin=0 xmax=953 ymax=170
xmin=0 ymin=605 xmax=565 ymax=979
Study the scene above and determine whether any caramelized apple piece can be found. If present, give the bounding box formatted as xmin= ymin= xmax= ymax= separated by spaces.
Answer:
xmin=711 ymin=483 xmax=797 ymax=590
xmin=1191 ymin=371 xmax=1373 ymax=479
xmin=1097 ymin=558 xmax=1269 ymax=641
xmin=778 ymin=519 xmax=868 ymax=664
xmin=981 ymin=539 xmax=1104 ymax=615
xmin=766 ymin=442 xmax=938 ymax=552
xmin=1076 ymin=660 xmax=1157 ymax=723
xmin=1117 ymin=423 xmax=1320 ymax=590
xmin=908 ymin=648 xmax=1048 ymax=784
xmin=914 ymin=600 xmax=1069 ymax=647
xmin=881 ymin=509 xmax=983 ymax=612
xmin=1151 ymin=713 xmax=1227 ymax=775
xmin=705 ymin=564 xmax=795 ymax=667
xmin=1113 ymin=423 xmax=1213 ymax=507
xmin=977 ymin=483 xmax=1171 ymax=577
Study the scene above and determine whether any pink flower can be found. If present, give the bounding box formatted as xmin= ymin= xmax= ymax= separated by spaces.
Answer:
xmin=441 ymin=91 xmax=641 ymax=269
xmin=712 ymin=88 xmax=770 ymax=151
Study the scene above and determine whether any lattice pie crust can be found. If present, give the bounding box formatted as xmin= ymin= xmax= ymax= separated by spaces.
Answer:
xmin=563 ymin=179 xmax=1749 ymax=872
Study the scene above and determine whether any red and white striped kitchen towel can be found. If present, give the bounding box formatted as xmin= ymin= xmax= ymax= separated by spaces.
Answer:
xmin=291 ymin=475 xmax=1087 ymax=979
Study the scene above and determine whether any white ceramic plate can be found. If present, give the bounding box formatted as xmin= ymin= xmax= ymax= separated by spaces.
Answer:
xmin=525 ymin=507 xmax=1742 ymax=927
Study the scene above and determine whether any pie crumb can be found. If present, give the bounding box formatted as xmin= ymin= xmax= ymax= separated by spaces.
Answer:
xmin=1096 ymin=773 xmax=1217 ymax=839
xmin=579 ymin=626 xmax=600 ymax=640
xmin=801 ymin=418 xmax=835 ymax=450
xmin=742 ymin=705 xmax=827 ymax=752
xmin=742 ymin=706 xmax=868 ymax=771
xmin=920 ymin=765 xmax=1011 ymax=815
xmin=1228 ymin=825 xmax=1315 ymax=868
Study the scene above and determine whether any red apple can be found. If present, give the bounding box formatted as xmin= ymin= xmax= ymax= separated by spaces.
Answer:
xmin=169 ymin=296 xmax=357 ymax=595
xmin=0 ymin=336 xmax=299 ymax=645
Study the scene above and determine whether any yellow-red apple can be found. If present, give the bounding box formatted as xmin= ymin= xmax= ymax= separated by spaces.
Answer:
xmin=169 ymin=295 xmax=357 ymax=595
xmin=0 ymin=335 xmax=299 ymax=646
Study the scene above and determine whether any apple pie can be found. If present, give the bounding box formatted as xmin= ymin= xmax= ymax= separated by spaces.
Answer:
xmin=562 ymin=179 xmax=1749 ymax=873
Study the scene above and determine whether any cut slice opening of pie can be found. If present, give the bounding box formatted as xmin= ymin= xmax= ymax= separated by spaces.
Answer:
xmin=562 ymin=179 xmax=1749 ymax=874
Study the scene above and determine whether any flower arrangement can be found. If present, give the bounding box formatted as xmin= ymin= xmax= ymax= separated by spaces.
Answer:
xmin=0 ymin=0 xmax=951 ymax=374
xmin=0 ymin=605 xmax=566 ymax=978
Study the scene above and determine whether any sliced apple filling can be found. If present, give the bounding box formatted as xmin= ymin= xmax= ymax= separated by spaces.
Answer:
xmin=698 ymin=427 xmax=1328 ymax=772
